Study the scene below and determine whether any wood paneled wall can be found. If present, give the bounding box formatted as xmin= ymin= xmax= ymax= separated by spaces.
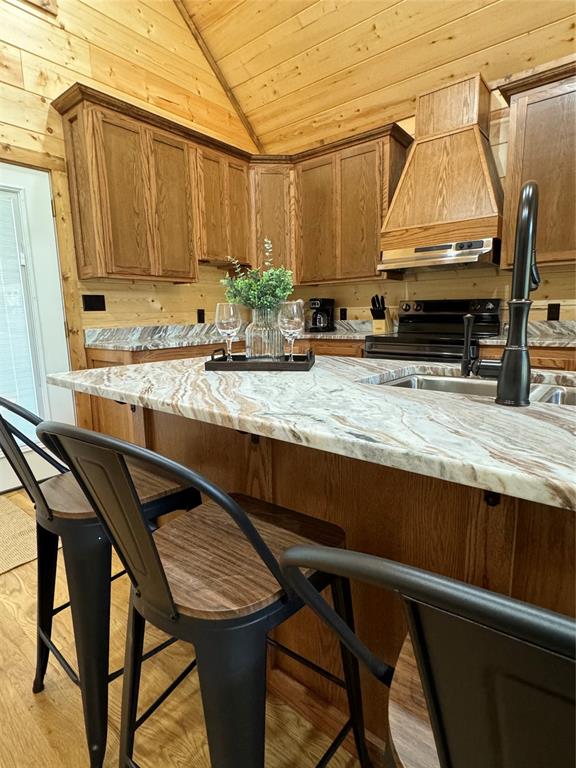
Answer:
xmin=0 ymin=0 xmax=256 ymax=153
xmin=182 ymin=0 xmax=576 ymax=153
xmin=1 ymin=0 xmax=573 ymax=334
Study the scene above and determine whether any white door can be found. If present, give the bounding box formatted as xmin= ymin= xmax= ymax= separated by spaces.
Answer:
xmin=0 ymin=163 xmax=75 ymax=492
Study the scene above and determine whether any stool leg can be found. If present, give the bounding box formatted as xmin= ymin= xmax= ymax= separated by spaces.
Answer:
xmin=119 ymin=595 xmax=145 ymax=768
xmin=331 ymin=577 xmax=372 ymax=768
xmin=194 ymin=623 xmax=268 ymax=768
xmin=33 ymin=523 xmax=59 ymax=693
xmin=61 ymin=522 xmax=111 ymax=768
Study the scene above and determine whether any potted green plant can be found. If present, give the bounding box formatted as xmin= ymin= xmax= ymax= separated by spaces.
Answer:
xmin=221 ymin=239 xmax=293 ymax=359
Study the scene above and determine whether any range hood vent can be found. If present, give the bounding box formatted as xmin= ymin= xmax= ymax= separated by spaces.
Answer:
xmin=380 ymin=74 xmax=503 ymax=272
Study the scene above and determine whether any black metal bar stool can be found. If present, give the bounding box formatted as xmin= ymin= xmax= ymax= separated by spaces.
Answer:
xmin=0 ymin=397 xmax=201 ymax=768
xmin=38 ymin=420 xmax=372 ymax=768
xmin=281 ymin=544 xmax=576 ymax=768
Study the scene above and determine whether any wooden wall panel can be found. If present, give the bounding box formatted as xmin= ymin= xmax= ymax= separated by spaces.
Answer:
xmin=183 ymin=0 xmax=576 ymax=154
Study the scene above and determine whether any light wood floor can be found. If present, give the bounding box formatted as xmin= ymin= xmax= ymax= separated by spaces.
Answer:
xmin=0 ymin=490 xmax=358 ymax=768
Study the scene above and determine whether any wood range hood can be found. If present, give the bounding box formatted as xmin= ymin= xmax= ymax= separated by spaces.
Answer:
xmin=379 ymin=74 xmax=503 ymax=272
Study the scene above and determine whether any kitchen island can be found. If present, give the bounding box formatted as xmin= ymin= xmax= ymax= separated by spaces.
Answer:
xmin=49 ymin=356 xmax=576 ymax=756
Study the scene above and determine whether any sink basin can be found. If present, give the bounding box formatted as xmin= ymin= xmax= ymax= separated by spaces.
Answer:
xmin=537 ymin=386 xmax=576 ymax=405
xmin=382 ymin=375 xmax=575 ymax=404
xmin=386 ymin=375 xmax=499 ymax=396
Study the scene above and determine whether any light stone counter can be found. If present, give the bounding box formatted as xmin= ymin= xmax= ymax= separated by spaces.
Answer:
xmin=84 ymin=320 xmax=371 ymax=351
xmin=49 ymin=356 xmax=576 ymax=511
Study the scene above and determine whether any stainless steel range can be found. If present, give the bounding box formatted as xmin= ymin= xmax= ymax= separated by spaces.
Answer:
xmin=364 ymin=299 xmax=501 ymax=363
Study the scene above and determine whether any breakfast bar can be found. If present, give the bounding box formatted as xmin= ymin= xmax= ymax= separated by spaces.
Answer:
xmin=48 ymin=355 xmax=576 ymax=753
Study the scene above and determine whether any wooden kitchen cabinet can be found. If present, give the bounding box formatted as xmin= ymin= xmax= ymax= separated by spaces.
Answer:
xmin=58 ymin=101 xmax=201 ymax=282
xmin=147 ymin=129 xmax=199 ymax=281
xmin=294 ymin=128 xmax=410 ymax=284
xmin=338 ymin=141 xmax=381 ymax=279
xmin=501 ymin=72 xmax=576 ymax=266
xmin=481 ymin=344 xmax=576 ymax=371
xmin=294 ymin=338 xmax=364 ymax=357
xmin=198 ymin=148 xmax=250 ymax=264
xmin=250 ymin=163 xmax=293 ymax=269
xmin=54 ymin=84 xmax=254 ymax=282
xmin=295 ymin=153 xmax=338 ymax=283
xmin=95 ymin=110 xmax=153 ymax=277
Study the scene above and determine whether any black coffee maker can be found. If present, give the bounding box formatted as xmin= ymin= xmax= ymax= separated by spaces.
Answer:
xmin=307 ymin=298 xmax=336 ymax=332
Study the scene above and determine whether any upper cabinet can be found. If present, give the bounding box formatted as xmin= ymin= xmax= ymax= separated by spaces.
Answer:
xmin=58 ymin=99 xmax=201 ymax=282
xmin=54 ymin=84 xmax=410 ymax=285
xmin=296 ymin=154 xmax=338 ymax=283
xmin=501 ymin=69 xmax=576 ymax=267
xmin=147 ymin=130 xmax=199 ymax=281
xmin=294 ymin=129 xmax=410 ymax=284
xmin=250 ymin=163 xmax=293 ymax=270
xmin=198 ymin=149 xmax=251 ymax=264
xmin=53 ymin=85 xmax=253 ymax=282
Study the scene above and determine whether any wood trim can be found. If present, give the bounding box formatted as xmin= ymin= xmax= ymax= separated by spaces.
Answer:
xmin=52 ymin=83 xmax=412 ymax=164
xmin=381 ymin=216 xmax=501 ymax=251
xmin=496 ymin=59 xmax=576 ymax=104
xmin=173 ymin=0 xmax=263 ymax=153
xmin=252 ymin=123 xmax=413 ymax=164
xmin=0 ymin=144 xmax=65 ymax=172
xmin=0 ymin=145 xmax=92 ymax=428
xmin=52 ymin=83 xmax=254 ymax=161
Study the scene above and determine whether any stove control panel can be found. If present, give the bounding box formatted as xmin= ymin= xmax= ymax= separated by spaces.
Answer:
xmin=399 ymin=299 xmax=501 ymax=317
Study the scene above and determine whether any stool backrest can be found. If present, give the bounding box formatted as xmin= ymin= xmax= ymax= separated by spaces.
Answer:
xmin=281 ymin=545 xmax=576 ymax=768
xmin=0 ymin=396 xmax=68 ymax=522
xmin=37 ymin=421 xmax=289 ymax=622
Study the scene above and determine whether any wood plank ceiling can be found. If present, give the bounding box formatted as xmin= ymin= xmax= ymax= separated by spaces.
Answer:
xmin=178 ymin=0 xmax=576 ymax=153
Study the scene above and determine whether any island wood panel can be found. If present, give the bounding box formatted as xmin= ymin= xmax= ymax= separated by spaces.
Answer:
xmin=502 ymin=78 xmax=576 ymax=266
xmin=139 ymin=410 xmax=574 ymax=751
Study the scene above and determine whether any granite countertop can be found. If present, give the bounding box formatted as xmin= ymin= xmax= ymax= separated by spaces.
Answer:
xmin=48 ymin=356 xmax=576 ymax=511
xmin=479 ymin=320 xmax=576 ymax=348
xmin=84 ymin=320 xmax=372 ymax=351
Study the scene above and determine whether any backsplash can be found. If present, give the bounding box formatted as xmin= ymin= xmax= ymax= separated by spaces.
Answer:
xmin=292 ymin=263 xmax=576 ymax=324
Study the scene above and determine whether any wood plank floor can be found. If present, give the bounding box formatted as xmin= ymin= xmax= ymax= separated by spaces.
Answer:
xmin=0 ymin=490 xmax=359 ymax=768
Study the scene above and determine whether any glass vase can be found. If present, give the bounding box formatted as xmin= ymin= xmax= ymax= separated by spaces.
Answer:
xmin=245 ymin=307 xmax=284 ymax=360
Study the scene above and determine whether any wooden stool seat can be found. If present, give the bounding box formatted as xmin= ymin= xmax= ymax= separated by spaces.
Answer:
xmin=154 ymin=493 xmax=345 ymax=620
xmin=39 ymin=457 xmax=189 ymax=519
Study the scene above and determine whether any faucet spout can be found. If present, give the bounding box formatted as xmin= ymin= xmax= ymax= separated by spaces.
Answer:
xmin=495 ymin=181 xmax=539 ymax=406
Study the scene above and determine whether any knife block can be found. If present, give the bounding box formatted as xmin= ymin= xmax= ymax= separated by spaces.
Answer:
xmin=372 ymin=314 xmax=395 ymax=334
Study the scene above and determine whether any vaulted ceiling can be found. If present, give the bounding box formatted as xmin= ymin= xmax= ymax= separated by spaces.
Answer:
xmin=178 ymin=0 xmax=576 ymax=153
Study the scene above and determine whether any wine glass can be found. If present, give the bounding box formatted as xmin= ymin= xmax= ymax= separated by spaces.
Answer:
xmin=278 ymin=301 xmax=305 ymax=362
xmin=215 ymin=303 xmax=242 ymax=362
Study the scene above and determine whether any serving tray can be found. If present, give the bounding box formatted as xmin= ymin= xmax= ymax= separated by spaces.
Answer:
xmin=205 ymin=348 xmax=315 ymax=371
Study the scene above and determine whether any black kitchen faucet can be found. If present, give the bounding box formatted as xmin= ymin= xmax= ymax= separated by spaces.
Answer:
xmin=461 ymin=181 xmax=540 ymax=406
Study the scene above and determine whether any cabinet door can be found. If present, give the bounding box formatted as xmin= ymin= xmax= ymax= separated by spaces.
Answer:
xmin=251 ymin=164 xmax=292 ymax=269
xmin=296 ymin=155 xmax=337 ymax=283
xmin=338 ymin=142 xmax=381 ymax=279
xmin=228 ymin=158 xmax=250 ymax=264
xmin=148 ymin=130 xmax=199 ymax=281
xmin=200 ymin=149 xmax=228 ymax=261
xmin=95 ymin=109 xmax=153 ymax=276
xmin=503 ymin=79 xmax=576 ymax=266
